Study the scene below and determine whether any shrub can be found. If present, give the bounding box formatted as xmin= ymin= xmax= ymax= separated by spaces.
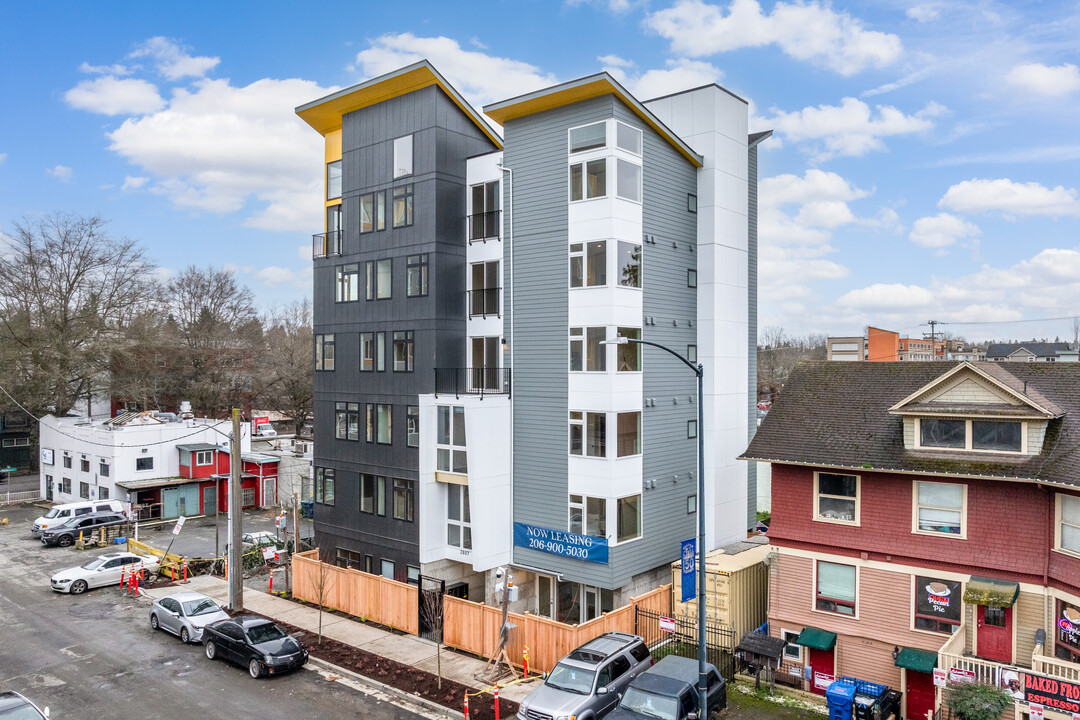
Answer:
xmin=946 ymin=682 xmax=1012 ymax=720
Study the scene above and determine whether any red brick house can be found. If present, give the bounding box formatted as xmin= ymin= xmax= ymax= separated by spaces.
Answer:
xmin=742 ymin=361 xmax=1080 ymax=720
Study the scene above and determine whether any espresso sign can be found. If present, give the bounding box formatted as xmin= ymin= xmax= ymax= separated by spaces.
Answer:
xmin=916 ymin=576 xmax=962 ymax=622
xmin=1024 ymin=674 xmax=1080 ymax=714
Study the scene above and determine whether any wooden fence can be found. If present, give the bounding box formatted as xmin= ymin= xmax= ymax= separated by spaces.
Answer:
xmin=291 ymin=550 xmax=419 ymax=634
xmin=443 ymin=584 xmax=671 ymax=674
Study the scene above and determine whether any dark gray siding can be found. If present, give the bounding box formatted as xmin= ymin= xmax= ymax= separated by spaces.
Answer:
xmin=747 ymin=144 xmax=759 ymax=526
xmin=507 ymin=96 xmax=697 ymax=589
xmin=312 ymin=85 xmax=496 ymax=573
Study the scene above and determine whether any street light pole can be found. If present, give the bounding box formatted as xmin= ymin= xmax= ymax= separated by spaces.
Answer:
xmin=603 ymin=336 xmax=707 ymax=715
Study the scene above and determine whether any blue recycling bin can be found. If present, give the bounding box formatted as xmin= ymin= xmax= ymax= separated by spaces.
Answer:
xmin=827 ymin=681 xmax=856 ymax=720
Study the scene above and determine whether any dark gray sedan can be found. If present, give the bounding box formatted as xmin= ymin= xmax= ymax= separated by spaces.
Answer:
xmin=202 ymin=616 xmax=308 ymax=679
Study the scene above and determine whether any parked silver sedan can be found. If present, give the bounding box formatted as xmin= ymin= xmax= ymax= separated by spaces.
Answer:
xmin=150 ymin=592 xmax=229 ymax=644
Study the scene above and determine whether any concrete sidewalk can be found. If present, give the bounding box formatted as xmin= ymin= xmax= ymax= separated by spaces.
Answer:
xmin=141 ymin=575 xmax=538 ymax=703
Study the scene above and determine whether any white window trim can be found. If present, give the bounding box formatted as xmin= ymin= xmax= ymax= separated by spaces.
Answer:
xmin=567 ymin=157 xmax=610 ymax=203
xmin=1055 ymin=493 xmax=1080 ymax=559
xmin=567 ymin=120 xmax=608 ymax=155
xmin=614 ymin=493 xmax=643 ymax=545
xmin=913 ymin=417 xmax=1028 ymax=455
xmin=195 ymin=450 xmax=214 ymax=467
xmin=911 ymin=481 xmax=968 ymax=540
xmin=812 ymin=471 xmax=861 ymax=527
xmin=781 ymin=629 xmax=802 ymax=662
xmin=614 ymin=157 xmax=643 ymax=205
xmin=614 ymin=121 xmax=643 ymax=157
xmin=811 ymin=559 xmax=859 ymax=620
xmin=908 ymin=573 xmax=965 ymax=637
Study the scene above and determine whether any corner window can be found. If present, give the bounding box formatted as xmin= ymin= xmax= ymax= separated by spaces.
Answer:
xmin=617 ymin=411 xmax=641 ymax=457
xmin=617 ymin=494 xmax=641 ymax=542
xmin=407 ymin=254 xmax=428 ymax=297
xmin=360 ymin=333 xmax=375 ymax=372
xmin=136 ymin=457 xmax=153 ymax=471
xmin=437 ymin=406 xmax=467 ymax=473
xmin=447 ymin=484 xmax=472 ymax=549
xmin=392 ymin=184 xmax=414 ymax=227
xmin=587 ymin=412 xmax=606 ymax=458
xmin=914 ymin=481 xmax=965 ymax=536
xmin=393 ymin=479 xmax=415 ymax=521
xmin=687 ymin=268 xmax=697 ymax=288
xmin=569 ymin=159 xmax=607 ymax=201
xmin=616 ymin=159 xmax=641 ymax=203
xmin=618 ymin=242 xmax=642 ymax=288
xmin=617 ymin=327 xmax=641 ymax=371
xmin=587 ymin=241 xmax=607 ymax=286
xmin=570 ymin=494 xmax=606 ymax=536
xmin=393 ymin=135 xmax=413 ymax=178
xmin=815 ymin=561 xmax=856 ymax=616
xmin=326 ymin=160 xmax=341 ymax=200
xmin=315 ymin=467 xmax=335 ymax=505
xmin=814 ymin=472 xmax=859 ymax=525
xmin=315 ymin=334 xmax=335 ymax=371
xmin=914 ymin=576 xmax=961 ymax=634
xmin=616 ymin=122 xmax=642 ymax=155
xmin=569 ymin=122 xmax=606 ymax=153
xmin=407 ymin=406 xmax=419 ymax=448
xmin=336 ymin=264 xmax=359 ymax=303
xmin=393 ymin=331 xmax=414 ymax=372
xmin=195 ymin=450 xmax=213 ymax=467
xmin=1057 ymin=494 xmax=1080 ymax=555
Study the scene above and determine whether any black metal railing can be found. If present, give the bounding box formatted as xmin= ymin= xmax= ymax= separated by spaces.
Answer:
xmin=468 ymin=210 xmax=501 ymax=242
xmin=312 ymin=230 xmax=341 ymax=259
xmin=468 ymin=287 xmax=501 ymax=318
xmin=434 ymin=367 xmax=511 ymax=397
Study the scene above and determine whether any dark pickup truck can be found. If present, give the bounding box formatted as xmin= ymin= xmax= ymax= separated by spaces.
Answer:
xmin=607 ymin=656 xmax=726 ymax=720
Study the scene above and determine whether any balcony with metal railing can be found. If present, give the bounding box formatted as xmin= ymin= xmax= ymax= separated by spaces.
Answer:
xmin=434 ymin=367 xmax=511 ymax=398
xmin=468 ymin=288 xmax=501 ymax=318
xmin=312 ymin=230 xmax=341 ymax=259
xmin=468 ymin=210 xmax=501 ymax=243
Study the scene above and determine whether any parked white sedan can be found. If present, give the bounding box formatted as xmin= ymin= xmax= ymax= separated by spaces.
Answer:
xmin=150 ymin=592 xmax=229 ymax=644
xmin=50 ymin=551 xmax=160 ymax=595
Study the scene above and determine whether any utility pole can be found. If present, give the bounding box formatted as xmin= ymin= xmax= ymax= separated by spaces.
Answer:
xmin=229 ymin=408 xmax=244 ymax=611
xmin=923 ymin=319 xmax=942 ymax=360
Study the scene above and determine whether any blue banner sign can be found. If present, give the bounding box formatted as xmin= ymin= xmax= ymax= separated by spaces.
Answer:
xmin=514 ymin=522 xmax=609 ymax=564
xmin=681 ymin=538 xmax=696 ymax=603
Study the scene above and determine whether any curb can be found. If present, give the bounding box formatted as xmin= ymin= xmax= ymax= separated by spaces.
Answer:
xmin=306 ymin=655 xmax=453 ymax=718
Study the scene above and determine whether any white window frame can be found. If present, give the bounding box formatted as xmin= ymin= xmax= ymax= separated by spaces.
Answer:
xmin=195 ymin=450 xmax=214 ymax=467
xmin=436 ymin=405 xmax=467 ymax=474
xmin=615 ymin=121 xmax=642 ymax=156
xmin=913 ymin=417 xmax=1027 ymax=454
xmin=568 ymin=121 xmax=607 ymax=154
xmin=568 ymin=158 xmax=608 ymax=202
xmin=569 ymin=493 xmax=608 ymax=538
xmin=1055 ymin=493 xmax=1080 ymax=558
xmin=912 ymin=481 xmax=968 ymax=539
xmin=781 ymin=629 xmax=802 ymax=662
xmin=615 ymin=493 xmax=642 ymax=544
xmin=813 ymin=471 xmax=861 ymax=526
xmin=615 ymin=158 xmax=642 ymax=203
xmin=446 ymin=484 xmax=472 ymax=550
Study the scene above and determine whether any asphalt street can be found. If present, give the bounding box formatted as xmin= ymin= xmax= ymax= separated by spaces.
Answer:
xmin=0 ymin=502 xmax=424 ymax=720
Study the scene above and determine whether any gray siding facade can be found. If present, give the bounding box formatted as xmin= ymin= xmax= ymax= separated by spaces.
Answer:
xmin=746 ymin=143 xmax=759 ymax=526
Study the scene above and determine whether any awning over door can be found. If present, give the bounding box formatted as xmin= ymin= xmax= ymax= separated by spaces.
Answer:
xmin=894 ymin=647 xmax=937 ymax=674
xmin=795 ymin=627 xmax=837 ymax=650
xmin=963 ymin=576 xmax=1020 ymax=607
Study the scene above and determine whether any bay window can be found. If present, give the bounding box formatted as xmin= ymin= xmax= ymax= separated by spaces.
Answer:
xmin=616 ymin=159 xmax=641 ymax=202
xmin=569 ymin=159 xmax=607 ymax=201
xmin=617 ymin=412 xmax=641 ymax=457
xmin=570 ymin=494 xmax=606 ymax=537
xmin=447 ymin=484 xmax=471 ymax=549
xmin=617 ymin=494 xmax=641 ymax=542
xmin=617 ymin=328 xmax=641 ymax=371
xmin=618 ymin=241 xmax=641 ymax=287
xmin=569 ymin=122 xmax=606 ymax=153
xmin=587 ymin=412 xmax=606 ymax=458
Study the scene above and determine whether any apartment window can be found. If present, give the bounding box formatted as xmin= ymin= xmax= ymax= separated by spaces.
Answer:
xmin=1059 ymin=494 xmax=1080 ymax=555
xmin=377 ymin=476 xmax=386 ymax=516
xmin=194 ymin=451 xmax=213 ymax=467
xmin=99 ymin=486 xmax=109 ymax=500
xmin=569 ymin=159 xmax=607 ymax=201
xmin=973 ymin=420 xmax=1021 ymax=452
xmin=814 ymin=472 xmax=860 ymax=525
xmin=687 ymin=495 xmax=696 ymax=514
xmin=377 ymin=404 xmax=392 ymax=445
xmin=616 ymin=159 xmax=641 ymax=202
xmin=392 ymin=184 xmax=414 ymax=227
xmin=326 ymin=203 xmax=341 ymax=244
xmin=376 ymin=191 xmax=386 ymax=230
xmin=569 ymin=328 xmax=583 ymax=371
xmin=393 ymin=135 xmax=413 ymax=178
xmin=920 ymin=418 xmax=965 ymax=448
xmin=781 ymin=630 xmax=802 ymax=661
xmin=569 ymin=411 xmax=584 ymax=455
xmin=315 ymin=334 xmax=335 ymax=371
xmin=587 ymin=412 xmax=606 ymax=458
xmin=335 ymin=402 xmax=359 ymax=441
xmin=569 ymin=122 xmax=606 ymax=153
xmin=687 ymin=268 xmax=697 ymax=288
xmin=376 ymin=332 xmax=386 ymax=371
xmin=587 ymin=241 xmax=607 ymax=286
xmin=617 ymin=328 xmax=641 ymax=371
xmin=64 ymin=455 xmax=72 ymax=469
xmin=569 ymin=494 xmax=606 ymax=536
xmin=326 ymin=160 xmax=341 ymax=200
xmin=366 ymin=258 xmax=392 ymax=300
xmin=914 ymin=576 xmax=962 ymax=634
xmin=688 ymin=194 xmax=697 ymax=213
xmin=447 ymin=484 xmax=472 ymax=549
xmin=136 ymin=457 xmax=153 ymax=471
xmin=470 ymin=181 xmax=501 ymax=240
xmin=99 ymin=462 xmax=110 ymax=477
xmin=470 ymin=260 xmax=500 ymax=317
xmin=407 ymin=406 xmax=419 ymax=448
xmin=437 ymin=406 xmax=467 ymax=473
xmin=407 ymin=254 xmax=428 ymax=297
xmin=616 ymin=121 xmax=642 ymax=155
xmin=336 ymin=548 xmax=363 ymax=570
xmin=358 ymin=191 xmax=386 ymax=233
xmin=78 ymin=481 xmax=89 ymax=499
xmin=315 ymin=467 xmax=335 ymax=505
xmin=569 ymin=243 xmax=583 ymax=287
xmin=3 ymin=437 xmax=29 ymax=447
xmin=393 ymin=479 xmax=415 ymax=522
xmin=393 ymin=331 xmax=414 ymax=372
xmin=688 ymin=420 xmax=697 ymax=439
xmin=81 ymin=458 xmax=90 ymax=472
xmin=360 ymin=474 xmax=375 ymax=514
xmin=381 ymin=560 xmax=396 ymax=580
xmin=360 ymin=333 xmax=374 ymax=372
xmin=617 ymin=412 xmax=641 ymax=457
xmin=914 ymin=481 xmax=965 ymax=536
xmin=816 ymin=561 xmax=856 ymax=616
xmin=617 ymin=494 xmax=641 ymax=542
xmin=61 ymin=477 xmax=71 ymax=494
xmin=335 ymin=264 xmax=359 ymax=303
xmin=618 ymin=241 xmax=641 ymax=287
xmin=586 ymin=327 xmax=607 ymax=371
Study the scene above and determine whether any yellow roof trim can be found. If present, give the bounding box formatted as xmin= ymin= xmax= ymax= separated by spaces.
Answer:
xmin=296 ymin=62 xmax=502 ymax=149
xmin=484 ymin=74 xmax=703 ymax=168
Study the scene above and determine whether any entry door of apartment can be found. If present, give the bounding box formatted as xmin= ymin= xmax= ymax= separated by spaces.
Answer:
xmin=905 ymin=669 xmax=935 ymax=720
xmin=977 ymin=605 xmax=1013 ymax=663
xmin=807 ymin=648 xmax=834 ymax=696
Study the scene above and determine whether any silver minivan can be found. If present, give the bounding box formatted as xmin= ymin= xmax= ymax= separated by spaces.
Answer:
xmin=518 ymin=633 xmax=652 ymax=720
xmin=32 ymin=500 xmax=127 ymax=536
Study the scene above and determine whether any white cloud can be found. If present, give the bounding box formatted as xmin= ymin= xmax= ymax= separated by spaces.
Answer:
xmin=63 ymin=76 xmax=165 ymax=116
xmin=1004 ymin=63 xmax=1080 ymax=97
xmin=129 ymin=37 xmax=220 ymax=80
xmin=645 ymin=0 xmax=902 ymax=76
xmin=603 ymin=58 xmax=721 ymax=100
xmin=256 ymin=265 xmax=313 ymax=291
xmin=939 ymin=178 xmax=1080 ymax=217
xmin=0 ymin=153 xmax=6 ymax=165
xmin=352 ymin=33 xmax=558 ymax=106
xmin=121 ymin=175 xmax=149 ymax=191
xmin=905 ymin=4 xmax=939 ymax=22
xmin=46 ymin=165 xmax=73 ymax=182
xmin=597 ymin=54 xmax=635 ymax=69
xmin=766 ymin=97 xmax=943 ymax=161
xmin=909 ymin=213 xmax=980 ymax=249
xmin=838 ymin=283 xmax=934 ymax=310
xmin=79 ymin=61 xmax=133 ymax=76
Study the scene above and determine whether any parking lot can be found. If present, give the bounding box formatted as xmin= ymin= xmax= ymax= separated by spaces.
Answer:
xmin=0 ymin=501 xmax=419 ymax=720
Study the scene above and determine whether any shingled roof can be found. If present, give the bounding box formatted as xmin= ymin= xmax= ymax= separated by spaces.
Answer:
xmin=985 ymin=342 xmax=1070 ymax=359
xmin=741 ymin=361 xmax=1080 ymax=488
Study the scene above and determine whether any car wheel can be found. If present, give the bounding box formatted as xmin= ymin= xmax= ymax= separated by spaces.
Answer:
xmin=249 ymin=658 xmax=263 ymax=679
xmin=205 ymin=640 xmax=217 ymax=660
xmin=150 ymin=614 xmax=160 ymax=631
xmin=70 ymin=580 xmax=87 ymax=595
xmin=58 ymin=534 xmax=73 ymax=547
xmin=180 ymin=627 xmax=190 ymax=644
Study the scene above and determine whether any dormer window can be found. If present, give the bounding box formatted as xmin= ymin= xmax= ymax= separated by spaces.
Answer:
xmin=973 ymin=420 xmax=1021 ymax=452
xmin=915 ymin=418 xmax=1025 ymax=454
xmin=920 ymin=418 xmax=965 ymax=448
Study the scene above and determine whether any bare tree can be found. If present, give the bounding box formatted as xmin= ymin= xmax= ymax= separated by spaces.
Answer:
xmin=419 ymin=581 xmax=445 ymax=689
xmin=313 ymin=556 xmax=336 ymax=645
xmin=257 ymin=300 xmax=313 ymax=435
xmin=756 ymin=326 xmax=827 ymax=399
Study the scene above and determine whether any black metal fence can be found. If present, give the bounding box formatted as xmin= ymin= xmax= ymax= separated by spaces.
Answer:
xmin=635 ymin=607 xmax=737 ymax=680
xmin=434 ymin=367 xmax=511 ymax=397
xmin=468 ymin=287 xmax=501 ymax=318
xmin=312 ymin=230 xmax=341 ymax=258
xmin=468 ymin=210 xmax=501 ymax=242
xmin=418 ymin=575 xmax=445 ymax=642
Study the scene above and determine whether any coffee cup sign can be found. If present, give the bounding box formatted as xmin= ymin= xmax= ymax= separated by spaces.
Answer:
xmin=1061 ymin=606 xmax=1080 ymax=644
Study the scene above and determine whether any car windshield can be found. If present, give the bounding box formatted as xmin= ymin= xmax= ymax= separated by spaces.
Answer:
xmin=545 ymin=663 xmax=596 ymax=695
xmin=43 ymin=509 xmax=60 ymax=519
xmin=619 ymin=688 xmax=679 ymax=720
xmin=246 ymin=623 xmax=287 ymax=644
xmin=80 ymin=558 xmax=107 ymax=570
xmin=183 ymin=598 xmax=221 ymax=616
xmin=0 ymin=703 xmax=47 ymax=719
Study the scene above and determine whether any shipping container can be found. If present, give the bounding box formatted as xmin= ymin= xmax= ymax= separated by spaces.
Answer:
xmin=671 ymin=536 xmax=770 ymax=641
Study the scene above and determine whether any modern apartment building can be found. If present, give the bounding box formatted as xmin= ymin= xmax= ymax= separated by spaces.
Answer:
xmin=297 ymin=61 xmax=763 ymax=621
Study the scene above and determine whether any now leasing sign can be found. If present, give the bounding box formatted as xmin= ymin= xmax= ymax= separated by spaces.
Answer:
xmin=513 ymin=523 xmax=609 ymax=564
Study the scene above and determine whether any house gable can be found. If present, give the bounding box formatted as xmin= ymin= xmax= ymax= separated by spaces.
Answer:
xmin=889 ymin=362 xmax=1060 ymax=419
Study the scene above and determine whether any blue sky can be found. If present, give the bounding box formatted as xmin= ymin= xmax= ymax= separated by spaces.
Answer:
xmin=2 ymin=1 xmax=1078 ymax=343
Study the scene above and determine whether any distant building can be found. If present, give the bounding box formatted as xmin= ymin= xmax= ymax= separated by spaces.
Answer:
xmin=986 ymin=341 xmax=1074 ymax=362
xmin=826 ymin=336 xmax=866 ymax=361
xmin=898 ymin=336 xmax=943 ymax=362
xmin=0 ymin=411 xmax=33 ymax=471
xmin=944 ymin=339 xmax=986 ymax=362
xmin=868 ymin=326 xmax=899 ymax=362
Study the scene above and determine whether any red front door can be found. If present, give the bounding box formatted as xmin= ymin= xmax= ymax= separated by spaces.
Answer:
xmin=808 ymin=647 xmax=835 ymax=696
xmin=977 ymin=605 xmax=1013 ymax=663
xmin=905 ymin=669 xmax=935 ymax=720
